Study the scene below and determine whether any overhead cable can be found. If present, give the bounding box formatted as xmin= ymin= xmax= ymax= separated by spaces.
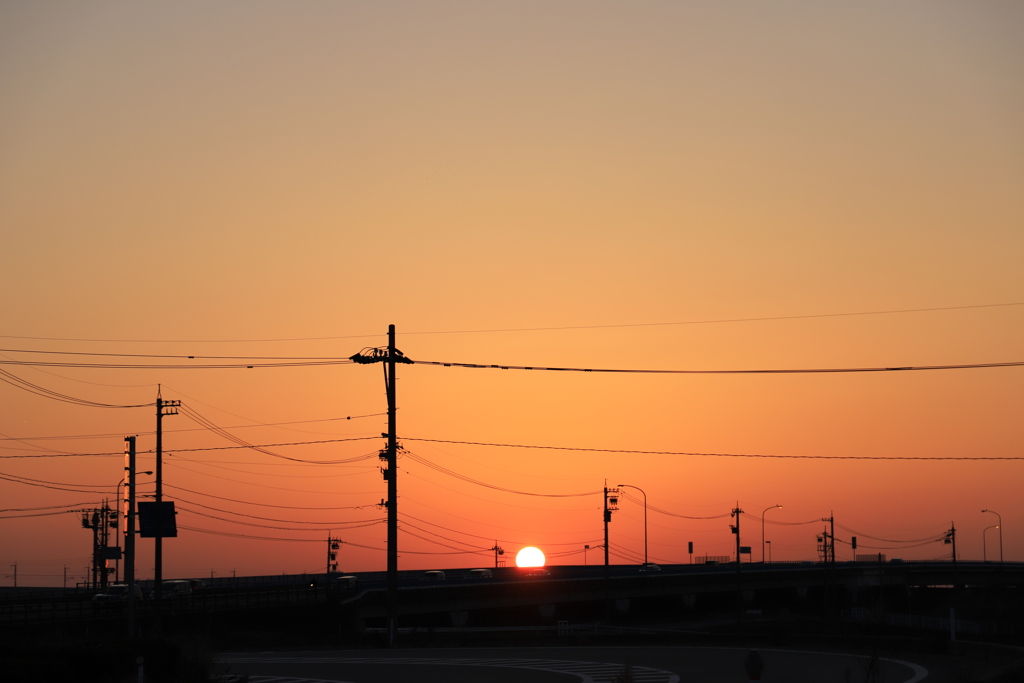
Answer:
xmin=619 ymin=491 xmax=730 ymax=520
xmin=173 ymin=496 xmax=382 ymax=526
xmin=406 ymin=438 xmax=1024 ymax=461
xmin=178 ymin=404 xmax=376 ymax=464
xmin=5 ymin=301 xmax=1020 ymax=342
xmin=0 ymin=368 xmax=151 ymax=408
xmin=0 ymin=359 xmax=353 ymax=369
xmin=164 ymin=483 xmax=374 ymax=510
xmin=177 ymin=505 xmax=384 ymax=532
xmin=413 ymin=359 xmax=1024 ymax=375
xmin=403 ymin=449 xmax=601 ymax=497
xmin=0 ymin=348 xmax=355 ymax=361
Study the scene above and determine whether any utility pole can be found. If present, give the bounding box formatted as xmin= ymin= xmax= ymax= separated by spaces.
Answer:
xmin=731 ymin=505 xmax=743 ymax=625
xmin=80 ymin=504 xmax=117 ymax=590
xmin=818 ymin=514 xmax=837 ymax=619
xmin=818 ymin=515 xmax=836 ymax=566
xmin=327 ymin=536 xmax=341 ymax=575
xmin=490 ymin=543 xmax=505 ymax=568
xmin=350 ymin=325 xmax=411 ymax=647
xmin=944 ymin=522 xmax=958 ymax=640
xmin=124 ymin=436 xmax=138 ymax=636
xmin=603 ymin=485 xmax=619 ymax=572
xmin=154 ymin=390 xmax=180 ymax=618
xmin=603 ymin=485 xmax=618 ymax=622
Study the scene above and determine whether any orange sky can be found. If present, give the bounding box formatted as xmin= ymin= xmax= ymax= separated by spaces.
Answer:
xmin=1 ymin=2 xmax=1023 ymax=586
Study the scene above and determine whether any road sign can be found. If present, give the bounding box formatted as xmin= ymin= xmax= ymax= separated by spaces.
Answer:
xmin=138 ymin=501 xmax=177 ymax=538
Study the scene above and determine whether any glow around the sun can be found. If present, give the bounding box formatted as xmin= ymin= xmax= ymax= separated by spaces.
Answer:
xmin=515 ymin=546 xmax=546 ymax=567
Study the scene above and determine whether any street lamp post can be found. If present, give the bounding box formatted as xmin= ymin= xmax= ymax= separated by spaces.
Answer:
xmin=618 ymin=484 xmax=648 ymax=565
xmin=982 ymin=510 xmax=1003 ymax=563
xmin=761 ymin=504 xmax=782 ymax=563
xmin=983 ymin=525 xmax=999 ymax=562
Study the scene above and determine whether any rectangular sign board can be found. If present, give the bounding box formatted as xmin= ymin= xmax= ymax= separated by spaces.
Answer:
xmin=138 ymin=501 xmax=178 ymax=538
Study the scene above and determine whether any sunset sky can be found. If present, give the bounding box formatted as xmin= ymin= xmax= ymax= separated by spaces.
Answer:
xmin=2 ymin=1 xmax=1022 ymax=586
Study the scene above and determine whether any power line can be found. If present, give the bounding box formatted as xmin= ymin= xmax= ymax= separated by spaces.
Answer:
xmin=164 ymin=483 xmax=375 ymax=510
xmin=0 ymin=348 xmax=354 ymax=361
xmin=0 ymin=469 xmax=115 ymax=490
xmin=834 ymin=523 xmax=945 ymax=544
xmin=397 ymin=302 xmax=1024 ymax=336
xmin=178 ymin=404 xmax=379 ymax=464
xmin=170 ymin=441 xmax=380 ymax=459
xmin=0 ymin=359 xmax=354 ymax=370
xmin=413 ymin=359 xmax=1024 ymax=375
xmin=837 ymin=537 xmax=944 ymax=551
xmin=399 ymin=518 xmax=494 ymax=552
xmin=399 ymin=526 xmax=492 ymax=555
xmin=619 ymin=491 xmax=729 ymax=520
xmin=0 ymin=510 xmax=82 ymax=520
xmin=0 ymin=368 xmax=151 ymax=408
xmin=403 ymin=449 xmax=601 ymax=497
xmin=177 ymin=524 xmax=349 ymax=544
xmin=176 ymin=505 xmax=384 ymax=532
xmin=0 ymin=502 xmax=100 ymax=512
xmin=0 ymin=472 xmax=114 ymax=494
xmin=4 ymin=301 xmax=1020 ymax=342
xmin=401 ymin=511 xmax=602 ymax=548
xmin=173 ymin=496 xmax=381 ymax=525
xmin=0 ymin=413 xmax=386 ymax=442
xmin=0 ymin=437 xmax=382 ymax=459
xmin=405 ymin=438 xmax=1024 ymax=461
xmin=166 ymin=453 xmax=373 ymax=477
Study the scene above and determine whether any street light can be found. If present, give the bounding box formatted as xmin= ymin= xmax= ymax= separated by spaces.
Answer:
xmin=983 ymin=525 xmax=999 ymax=562
xmin=982 ymin=510 xmax=1003 ymax=563
xmin=618 ymin=484 xmax=648 ymax=565
xmin=761 ymin=504 xmax=782 ymax=563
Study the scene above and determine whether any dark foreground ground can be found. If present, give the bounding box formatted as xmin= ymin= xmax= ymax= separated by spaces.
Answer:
xmin=3 ymin=615 xmax=1023 ymax=683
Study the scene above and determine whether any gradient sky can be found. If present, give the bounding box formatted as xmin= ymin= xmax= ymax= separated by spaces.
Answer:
xmin=2 ymin=1 xmax=1023 ymax=586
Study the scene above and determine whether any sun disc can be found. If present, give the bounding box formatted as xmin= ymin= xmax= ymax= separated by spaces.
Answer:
xmin=515 ymin=546 xmax=546 ymax=567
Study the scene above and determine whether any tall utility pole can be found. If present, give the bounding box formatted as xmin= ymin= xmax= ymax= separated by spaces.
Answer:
xmin=154 ymin=391 xmax=180 ymax=612
xmin=490 ymin=543 xmax=505 ymax=568
xmin=818 ymin=515 xmax=836 ymax=565
xmin=944 ymin=523 xmax=958 ymax=565
xmin=944 ymin=522 xmax=958 ymax=640
xmin=124 ymin=436 xmax=138 ymax=636
xmin=385 ymin=325 xmax=397 ymax=647
xmin=81 ymin=503 xmax=117 ymax=589
xmin=603 ymin=486 xmax=619 ymax=572
xmin=603 ymin=485 xmax=618 ymax=622
xmin=350 ymin=325 xmax=411 ymax=647
xmin=731 ymin=504 xmax=743 ymax=625
xmin=730 ymin=505 xmax=743 ymax=562
xmin=327 ymin=536 xmax=341 ymax=575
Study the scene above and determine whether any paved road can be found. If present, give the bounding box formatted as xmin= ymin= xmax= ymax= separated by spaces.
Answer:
xmin=219 ymin=646 xmax=935 ymax=683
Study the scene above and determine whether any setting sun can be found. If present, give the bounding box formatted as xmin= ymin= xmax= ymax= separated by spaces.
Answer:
xmin=515 ymin=546 xmax=546 ymax=567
